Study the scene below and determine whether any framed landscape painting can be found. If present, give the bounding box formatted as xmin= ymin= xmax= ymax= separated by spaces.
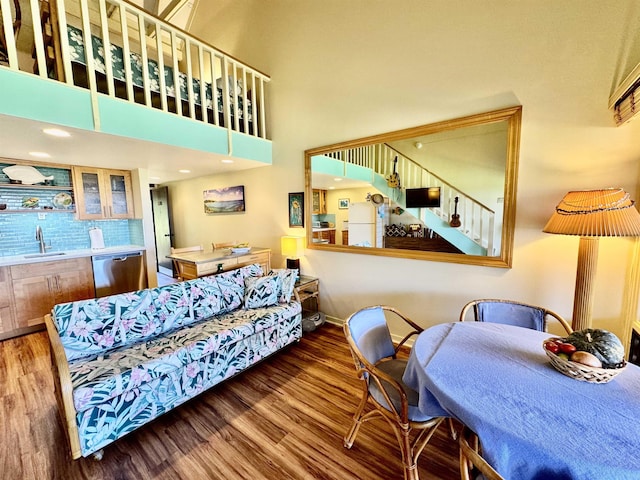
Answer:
xmin=289 ymin=192 xmax=304 ymax=227
xmin=204 ymin=185 xmax=245 ymax=214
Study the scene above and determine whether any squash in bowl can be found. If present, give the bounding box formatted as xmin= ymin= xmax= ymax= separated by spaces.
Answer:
xmin=542 ymin=330 xmax=626 ymax=384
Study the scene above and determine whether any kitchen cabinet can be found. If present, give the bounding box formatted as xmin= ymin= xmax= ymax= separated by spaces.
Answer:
xmin=342 ymin=230 xmax=348 ymax=245
xmin=0 ymin=162 xmax=75 ymax=213
xmin=72 ymin=167 xmax=134 ymax=220
xmin=312 ymin=189 xmax=327 ymax=214
xmin=9 ymin=257 xmax=95 ymax=336
xmin=312 ymin=229 xmax=335 ymax=244
xmin=0 ymin=267 xmax=16 ymax=338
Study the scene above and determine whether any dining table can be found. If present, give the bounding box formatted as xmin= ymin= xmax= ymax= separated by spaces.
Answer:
xmin=402 ymin=321 xmax=640 ymax=480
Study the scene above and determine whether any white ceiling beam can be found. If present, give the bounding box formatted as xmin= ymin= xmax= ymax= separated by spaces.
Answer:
xmin=158 ymin=0 xmax=188 ymax=22
xmin=143 ymin=0 xmax=160 ymax=15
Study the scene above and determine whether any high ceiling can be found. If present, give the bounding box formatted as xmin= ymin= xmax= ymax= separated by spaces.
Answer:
xmin=0 ymin=0 xmax=261 ymax=184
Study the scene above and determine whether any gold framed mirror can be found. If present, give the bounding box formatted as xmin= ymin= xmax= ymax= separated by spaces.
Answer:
xmin=304 ymin=106 xmax=522 ymax=268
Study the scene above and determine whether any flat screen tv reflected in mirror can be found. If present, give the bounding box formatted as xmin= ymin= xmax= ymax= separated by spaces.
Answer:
xmin=405 ymin=187 xmax=441 ymax=208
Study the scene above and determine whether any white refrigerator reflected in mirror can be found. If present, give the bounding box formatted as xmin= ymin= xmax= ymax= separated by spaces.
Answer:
xmin=347 ymin=200 xmax=388 ymax=248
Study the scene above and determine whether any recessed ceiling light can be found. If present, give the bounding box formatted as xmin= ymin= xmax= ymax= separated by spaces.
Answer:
xmin=334 ymin=178 xmax=343 ymax=182
xmin=221 ymin=159 xmax=234 ymax=164
xmin=43 ymin=128 xmax=70 ymax=137
xmin=328 ymin=186 xmax=336 ymax=190
xmin=29 ymin=151 xmax=50 ymax=158
xmin=178 ymin=169 xmax=191 ymax=173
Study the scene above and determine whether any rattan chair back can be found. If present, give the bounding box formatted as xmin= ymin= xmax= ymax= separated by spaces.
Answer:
xmin=459 ymin=299 xmax=572 ymax=335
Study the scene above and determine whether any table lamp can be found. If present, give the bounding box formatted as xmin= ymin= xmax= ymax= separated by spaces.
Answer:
xmin=543 ymin=188 xmax=640 ymax=331
xmin=281 ymin=236 xmax=304 ymax=277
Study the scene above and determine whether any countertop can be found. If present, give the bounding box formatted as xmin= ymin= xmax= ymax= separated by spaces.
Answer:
xmin=312 ymin=227 xmax=336 ymax=232
xmin=0 ymin=245 xmax=146 ymax=267
xmin=167 ymin=247 xmax=270 ymax=264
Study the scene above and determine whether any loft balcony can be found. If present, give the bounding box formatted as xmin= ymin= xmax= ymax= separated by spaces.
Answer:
xmin=0 ymin=0 xmax=271 ymax=166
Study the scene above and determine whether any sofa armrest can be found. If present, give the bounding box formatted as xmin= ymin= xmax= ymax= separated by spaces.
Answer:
xmin=44 ymin=313 xmax=82 ymax=459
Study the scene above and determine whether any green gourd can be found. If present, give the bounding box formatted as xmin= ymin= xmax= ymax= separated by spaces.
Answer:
xmin=565 ymin=329 xmax=625 ymax=369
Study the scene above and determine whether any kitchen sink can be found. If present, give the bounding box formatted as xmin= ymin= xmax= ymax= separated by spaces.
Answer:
xmin=24 ymin=252 xmax=67 ymax=259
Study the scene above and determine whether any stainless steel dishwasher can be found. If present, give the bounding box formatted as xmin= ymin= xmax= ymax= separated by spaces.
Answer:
xmin=92 ymin=251 xmax=146 ymax=297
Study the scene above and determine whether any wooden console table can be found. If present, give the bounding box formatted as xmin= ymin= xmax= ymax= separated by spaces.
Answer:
xmin=167 ymin=248 xmax=271 ymax=280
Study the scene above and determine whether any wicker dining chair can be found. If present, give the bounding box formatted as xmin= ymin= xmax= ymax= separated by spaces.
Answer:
xmin=343 ymin=305 xmax=444 ymax=480
xmin=457 ymin=298 xmax=571 ymax=476
xmin=459 ymin=299 xmax=573 ymax=335
xmin=458 ymin=426 xmax=504 ymax=480
xmin=212 ymin=242 xmax=235 ymax=249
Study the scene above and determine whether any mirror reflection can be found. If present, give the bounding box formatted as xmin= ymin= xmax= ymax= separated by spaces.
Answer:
xmin=304 ymin=106 xmax=522 ymax=268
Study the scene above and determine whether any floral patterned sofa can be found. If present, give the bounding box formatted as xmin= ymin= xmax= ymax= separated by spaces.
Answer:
xmin=44 ymin=264 xmax=301 ymax=460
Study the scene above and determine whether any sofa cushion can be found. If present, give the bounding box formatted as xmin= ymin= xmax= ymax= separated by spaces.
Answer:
xmin=244 ymin=274 xmax=281 ymax=309
xmin=68 ymin=301 xmax=301 ymax=413
xmin=214 ymin=268 xmax=246 ymax=311
xmin=149 ymin=282 xmax=192 ymax=334
xmin=215 ymin=264 xmax=263 ymax=311
xmin=151 ymin=275 xmax=229 ymax=336
xmin=270 ymin=269 xmax=298 ymax=303
xmin=52 ymin=290 xmax=159 ymax=362
xmin=188 ymin=275 xmax=228 ymax=320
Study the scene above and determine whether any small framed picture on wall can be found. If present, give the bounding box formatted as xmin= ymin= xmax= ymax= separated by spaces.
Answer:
xmin=289 ymin=192 xmax=304 ymax=227
xmin=338 ymin=198 xmax=350 ymax=209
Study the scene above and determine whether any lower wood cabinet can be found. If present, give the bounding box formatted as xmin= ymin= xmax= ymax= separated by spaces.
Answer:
xmin=0 ymin=267 xmax=16 ymax=338
xmin=1 ymin=257 xmax=95 ymax=340
xmin=313 ymin=229 xmax=336 ymax=244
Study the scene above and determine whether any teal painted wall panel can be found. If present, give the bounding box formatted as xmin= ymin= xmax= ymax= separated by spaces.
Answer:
xmin=0 ymin=69 xmax=94 ymax=129
xmin=311 ymin=155 xmax=344 ymax=176
xmin=0 ymin=70 xmax=272 ymax=165
xmin=98 ymin=96 xmax=229 ymax=154
xmin=231 ymin=132 xmax=272 ymax=164
xmin=345 ymin=163 xmax=372 ymax=182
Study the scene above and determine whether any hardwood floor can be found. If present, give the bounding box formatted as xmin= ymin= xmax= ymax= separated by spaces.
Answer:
xmin=0 ymin=324 xmax=460 ymax=479
xmin=157 ymin=271 xmax=178 ymax=286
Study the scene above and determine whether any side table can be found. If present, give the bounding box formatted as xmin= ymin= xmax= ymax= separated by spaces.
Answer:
xmin=294 ymin=275 xmax=324 ymax=332
xmin=295 ymin=275 xmax=319 ymax=316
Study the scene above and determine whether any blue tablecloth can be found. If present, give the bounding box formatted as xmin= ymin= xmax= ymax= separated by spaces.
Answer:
xmin=402 ymin=322 xmax=640 ymax=480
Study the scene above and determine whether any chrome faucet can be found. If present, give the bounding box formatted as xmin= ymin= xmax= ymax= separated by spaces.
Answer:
xmin=35 ymin=225 xmax=49 ymax=254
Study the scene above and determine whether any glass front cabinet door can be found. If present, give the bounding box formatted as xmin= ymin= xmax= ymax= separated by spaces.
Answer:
xmin=72 ymin=167 xmax=134 ymax=220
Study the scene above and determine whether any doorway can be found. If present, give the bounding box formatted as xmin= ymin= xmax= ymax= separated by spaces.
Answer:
xmin=151 ymin=186 xmax=174 ymax=277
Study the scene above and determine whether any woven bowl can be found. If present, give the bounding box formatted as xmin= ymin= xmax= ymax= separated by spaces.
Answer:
xmin=543 ymin=340 xmax=626 ymax=384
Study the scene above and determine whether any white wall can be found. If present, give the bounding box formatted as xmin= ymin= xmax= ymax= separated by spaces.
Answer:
xmin=177 ymin=0 xmax=640 ymax=340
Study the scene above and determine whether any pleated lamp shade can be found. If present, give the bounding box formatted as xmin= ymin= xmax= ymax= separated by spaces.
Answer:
xmin=543 ymin=188 xmax=640 ymax=331
xmin=543 ymin=188 xmax=640 ymax=237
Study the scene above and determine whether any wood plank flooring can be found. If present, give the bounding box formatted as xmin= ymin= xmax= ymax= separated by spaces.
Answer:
xmin=0 ymin=324 xmax=460 ymax=479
